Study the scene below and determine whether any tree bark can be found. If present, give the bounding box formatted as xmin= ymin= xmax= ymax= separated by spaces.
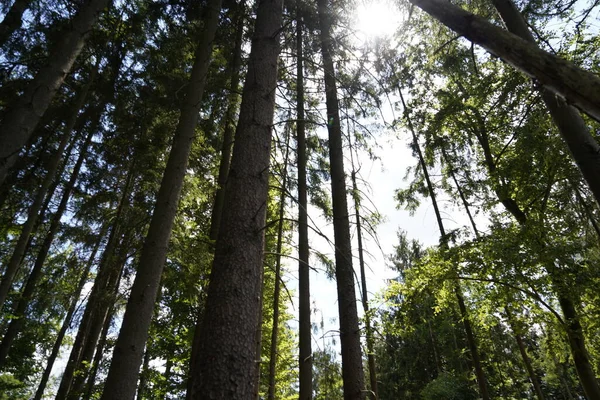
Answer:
xmin=99 ymin=0 xmax=223 ymax=397
xmin=189 ymin=0 xmax=283 ymax=396
xmin=316 ymin=0 xmax=365 ymax=398
xmin=408 ymin=0 xmax=600 ymax=122
xmin=0 ymin=0 xmax=32 ymax=46
xmin=209 ymin=0 xmax=245 ymax=240
xmin=0 ymin=0 xmax=110 ymax=185
xmin=296 ymin=10 xmax=312 ymax=400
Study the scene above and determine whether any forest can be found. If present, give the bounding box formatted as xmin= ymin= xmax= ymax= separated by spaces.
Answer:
xmin=0 ymin=0 xmax=599 ymax=398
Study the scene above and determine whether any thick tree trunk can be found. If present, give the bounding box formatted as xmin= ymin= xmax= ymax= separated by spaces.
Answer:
xmin=408 ymin=0 xmax=600 ymax=122
xmin=0 ymin=0 xmax=110 ymax=184
xmin=267 ymin=133 xmax=290 ymax=400
xmin=209 ymin=0 xmax=245 ymax=240
xmin=0 ymin=0 xmax=32 ymax=46
xmin=32 ymin=225 xmax=106 ymax=400
xmin=99 ymin=0 xmax=222 ymax=398
xmin=491 ymin=0 xmax=600 ymax=208
xmin=296 ymin=11 xmax=312 ymax=400
xmin=316 ymin=1 xmax=365 ymax=398
xmin=189 ymin=0 xmax=283 ymax=396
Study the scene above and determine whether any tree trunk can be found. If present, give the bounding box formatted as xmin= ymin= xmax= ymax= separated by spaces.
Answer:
xmin=55 ymin=165 xmax=134 ymax=400
xmin=209 ymin=0 xmax=245 ymax=240
xmin=99 ymin=0 xmax=223 ymax=397
xmin=399 ymin=89 xmax=491 ymax=399
xmin=296 ymin=10 xmax=312 ymax=400
xmin=349 ymin=138 xmax=377 ymax=399
xmin=0 ymin=92 xmax=87 ymax=312
xmin=491 ymin=0 xmax=600 ymax=209
xmin=316 ymin=1 xmax=365 ymax=398
xmin=0 ymin=72 xmax=95 ymax=365
xmin=0 ymin=0 xmax=110 ymax=185
xmin=0 ymin=0 xmax=32 ymax=46
xmin=189 ymin=0 xmax=283 ymax=396
xmin=32 ymin=224 xmax=107 ymax=400
xmin=505 ymin=307 xmax=545 ymax=400
xmin=408 ymin=0 xmax=600 ymax=122
xmin=267 ymin=131 xmax=290 ymax=400
xmin=136 ymin=346 xmax=151 ymax=400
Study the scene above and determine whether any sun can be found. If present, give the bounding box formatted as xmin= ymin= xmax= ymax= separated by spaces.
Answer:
xmin=355 ymin=0 xmax=399 ymax=40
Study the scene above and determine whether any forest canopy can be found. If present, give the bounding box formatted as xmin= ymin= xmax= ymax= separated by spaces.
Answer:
xmin=0 ymin=0 xmax=598 ymax=399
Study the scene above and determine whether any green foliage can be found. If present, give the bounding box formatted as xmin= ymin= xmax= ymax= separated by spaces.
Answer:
xmin=420 ymin=373 xmax=476 ymax=400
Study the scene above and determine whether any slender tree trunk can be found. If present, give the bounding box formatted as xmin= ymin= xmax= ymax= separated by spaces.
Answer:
xmin=316 ymin=1 xmax=365 ymax=398
xmin=267 ymin=132 xmax=290 ymax=400
xmin=0 ymin=93 xmax=87 ymax=312
xmin=0 ymin=72 xmax=95 ymax=364
xmin=491 ymin=0 xmax=600 ymax=209
xmin=399 ymin=89 xmax=491 ymax=399
xmin=505 ymin=307 xmax=545 ymax=400
xmin=55 ymin=166 xmax=134 ymax=400
xmin=0 ymin=0 xmax=110 ymax=184
xmin=296 ymin=10 xmax=312 ymax=400
xmin=189 ymin=0 xmax=283 ymax=396
xmin=349 ymin=138 xmax=377 ymax=399
xmin=408 ymin=0 xmax=600 ymax=122
xmin=136 ymin=346 xmax=151 ymax=400
xmin=209 ymin=0 xmax=245 ymax=240
xmin=0 ymin=0 xmax=32 ymax=46
xmin=99 ymin=0 xmax=223 ymax=397
xmin=32 ymin=223 xmax=107 ymax=400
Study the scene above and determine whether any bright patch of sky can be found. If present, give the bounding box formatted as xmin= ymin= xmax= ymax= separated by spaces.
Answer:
xmin=354 ymin=0 xmax=401 ymax=42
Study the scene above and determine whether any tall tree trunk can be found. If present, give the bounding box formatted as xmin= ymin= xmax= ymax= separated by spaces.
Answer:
xmin=0 ymin=89 xmax=89 ymax=312
xmin=491 ymin=0 xmax=600 ymax=208
xmin=408 ymin=0 xmax=600 ymax=122
xmin=55 ymin=165 xmax=134 ymax=400
xmin=399 ymin=89 xmax=491 ymax=399
xmin=99 ymin=0 xmax=223 ymax=397
xmin=505 ymin=307 xmax=545 ymax=400
xmin=32 ymin=223 xmax=108 ymax=400
xmin=209 ymin=0 xmax=245 ymax=240
xmin=189 ymin=0 xmax=283 ymax=396
xmin=0 ymin=0 xmax=32 ymax=46
xmin=0 ymin=71 xmax=96 ymax=364
xmin=267 ymin=131 xmax=290 ymax=400
xmin=296 ymin=10 xmax=312 ymax=400
xmin=316 ymin=1 xmax=365 ymax=398
xmin=349 ymin=135 xmax=377 ymax=399
xmin=0 ymin=0 xmax=110 ymax=184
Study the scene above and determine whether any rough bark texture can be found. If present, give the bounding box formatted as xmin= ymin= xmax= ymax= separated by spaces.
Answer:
xmin=491 ymin=0 xmax=600 ymax=208
xmin=189 ymin=0 xmax=282 ymax=396
xmin=0 ymin=0 xmax=32 ymax=46
xmin=296 ymin=11 xmax=312 ymax=400
xmin=209 ymin=0 xmax=245 ymax=240
xmin=99 ymin=1 xmax=222 ymax=398
xmin=316 ymin=0 xmax=365 ymax=398
xmin=0 ymin=0 xmax=109 ymax=184
xmin=409 ymin=0 xmax=600 ymax=121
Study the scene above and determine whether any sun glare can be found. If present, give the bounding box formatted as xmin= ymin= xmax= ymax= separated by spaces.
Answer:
xmin=355 ymin=0 xmax=399 ymax=40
